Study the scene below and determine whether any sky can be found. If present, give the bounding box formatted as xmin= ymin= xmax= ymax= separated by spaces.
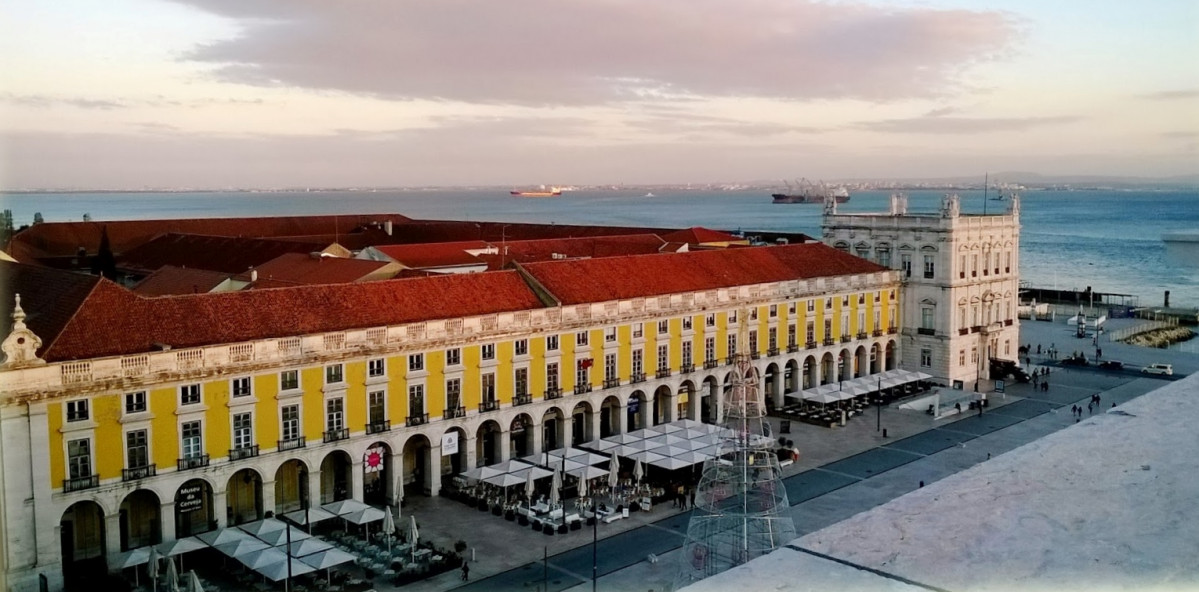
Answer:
xmin=1 ymin=0 xmax=1196 ymax=189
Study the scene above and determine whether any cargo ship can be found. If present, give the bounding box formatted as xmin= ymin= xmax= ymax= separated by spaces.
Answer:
xmin=510 ymin=186 xmax=562 ymax=197
xmin=771 ymin=179 xmax=850 ymax=204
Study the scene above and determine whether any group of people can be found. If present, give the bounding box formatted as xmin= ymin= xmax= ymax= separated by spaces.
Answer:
xmin=670 ymin=482 xmax=697 ymax=511
xmin=1071 ymin=394 xmax=1107 ymax=422
xmin=1031 ymin=366 xmax=1050 ymax=391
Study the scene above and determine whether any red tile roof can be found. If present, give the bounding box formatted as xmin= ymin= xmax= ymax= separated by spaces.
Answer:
xmin=118 ymin=234 xmax=322 ymax=275
xmin=660 ymin=227 xmax=745 ymax=244
xmin=6 ymin=214 xmax=412 ymax=261
xmin=370 ymin=241 xmax=490 ymax=269
xmin=477 ymin=234 xmax=668 ymax=269
xmin=42 ymin=271 xmax=546 ymax=362
xmin=236 ymin=253 xmax=398 ymax=287
xmin=519 ymin=243 xmax=888 ymax=305
xmin=132 ymin=266 xmax=231 ymax=296
xmin=386 ymin=221 xmax=678 ymax=245
xmin=0 ymin=262 xmax=102 ymax=351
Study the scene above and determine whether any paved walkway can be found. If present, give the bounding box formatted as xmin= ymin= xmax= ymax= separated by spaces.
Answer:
xmin=386 ymin=316 xmax=1194 ymax=592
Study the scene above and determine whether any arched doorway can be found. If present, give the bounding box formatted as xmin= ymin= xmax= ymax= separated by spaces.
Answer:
xmin=785 ymin=360 xmax=799 ymax=394
xmin=59 ymin=501 xmax=106 ymax=587
xmin=402 ymin=434 xmax=431 ymax=496
xmin=763 ymin=363 xmax=780 ymax=410
xmin=701 ymin=376 xmax=719 ymax=424
xmin=320 ymin=450 xmax=353 ymax=504
xmin=118 ymin=489 xmax=160 ymax=551
xmin=363 ymin=442 xmax=392 ymax=506
xmin=654 ymin=385 xmax=672 ymax=425
xmin=509 ymin=414 xmax=533 ymax=459
xmin=175 ymin=479 xmax=214 ymax=537
xmin=441 ymin=426 xmax=468 ymax=479
xmin=679 ymin=380 xmax=697 ymax=421
xmin=570 ymin=401 xmax=592 ymax=446
xmin=274 ymin=459 xmax=308 ymax=514
xmin=627 ymin=391 xmax=647 ymax=432
xmin=599 ymin=396 xmax=620 ymax=437
xmin=477 ymin=420 xmax=503 ymax=466
xmin=871 ymin=343 xmax=881 ymax=374
xmin=854 ymin=346 xmax=868 ymax=378
xmin=839 ymin=349 xmax=852 ymax=381
xmin=226 ymin=468 xmax=263 ymax=526
xmin=885 ymin=340 xmax=897 ymax=370
xmin=803 ymin=356 xmax=817 ymax=389
xmin=542 ymin=408 xmax=565 ymax=452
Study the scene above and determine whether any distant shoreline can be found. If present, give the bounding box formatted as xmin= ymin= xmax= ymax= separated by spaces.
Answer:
xmin=4 ymin=185 xmax=1198 ymax=195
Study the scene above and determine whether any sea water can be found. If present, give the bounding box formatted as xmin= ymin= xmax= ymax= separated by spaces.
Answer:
xmin=3 ymin=188 xmax=1198 ymax=307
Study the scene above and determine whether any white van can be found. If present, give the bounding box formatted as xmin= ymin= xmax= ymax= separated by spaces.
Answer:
xmin=1141 ymin=363 xmax=1174 ymax=376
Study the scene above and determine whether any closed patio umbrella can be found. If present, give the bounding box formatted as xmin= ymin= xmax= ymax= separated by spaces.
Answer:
xmin=408 ymin=515 xmax=420 ymax=563
xmin=608 ymin=452 xmax=619 ymax=488
xmin=549 ymin=468 xmax=561 ymax=507
xmin=147 ymin=546 xmax=161 ymax=590
xmin=524 ymin=468 xmax=535 ymax=501
xmin=165 ymin=554 xmax=179 ymax=592
xmin=187 ymin=570 xmax=204 ymax=592
xmin=633 ymin=459 xmax=644 ymax=484
xmin=382 ymin=506 xmax=396 ymax=554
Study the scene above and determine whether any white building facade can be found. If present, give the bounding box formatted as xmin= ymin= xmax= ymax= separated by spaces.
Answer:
xmin=822 ymin=194 xmax=1022 ymax=392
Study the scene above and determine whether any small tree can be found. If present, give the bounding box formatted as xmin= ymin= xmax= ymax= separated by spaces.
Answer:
xmin=82 ymin=213 xmax=92 ymax=222
xmin=454 ymin=540 xmax=467 ymax=554
xmin=33 ymin=212 xmax=44 ymax=225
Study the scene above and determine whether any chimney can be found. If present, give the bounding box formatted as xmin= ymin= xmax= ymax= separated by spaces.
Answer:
xmin=250 ymin=269 xmax=258 ymax=282
xmin=384 ymin=220 xmax=393 ymax=236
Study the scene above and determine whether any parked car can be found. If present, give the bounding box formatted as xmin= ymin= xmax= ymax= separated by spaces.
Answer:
xmin=1061 ymin=353 xmax=1089 ymax=366
xmin=1141 ymin=363 xmax=1174 ymax=376
xmin=989 ymin=358 xmax=1031 ymax=382
xmin=1097 ymin=360 xmax=1124 ymax=370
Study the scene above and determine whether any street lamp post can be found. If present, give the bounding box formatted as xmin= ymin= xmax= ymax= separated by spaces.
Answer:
xmin=876 ymin=376 xmax=882 ymax=432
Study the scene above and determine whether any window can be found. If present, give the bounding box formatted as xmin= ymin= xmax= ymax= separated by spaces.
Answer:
xmin=325 ymin=364 xmax=344 ymax=385
xmin=633 ymin=323 xmax=644 ymax=338
xmin=515 ymin=339 xmax=529 ymax=355
xmin=959 ymin=349 xmax=966 ymax=366
xmin=546 ymin=363 xmax=559 ymax=391
xmin=823 ymin=318 xmax=832 ymax=340
xmin=825 ymin=298 xmax=833 ymax=310
xmin=124 ymin=391 xmax=147 ymax=414
xmin=807 ymin=300 xmax=815 ymax=313
xmin=481 ymin=343 xmax=496 ymax=360
xmin=180 ymin=384 xmax=201 ymax=406
xmin=842 ymin=296 xmax=849 ymax=307
xmin=971 ymin=254 xmax=978 ymax=277
xmin=658 ymin=320 xmax=669 ymax=334
xmin=682 ymin=341 xmax=693 ymax=367
xmin=806 ymin=321 xmax=814 ymax=344
xmin=604 ymin=327 xmax=617 ymax=343
xmin=326 ymin=398 xmax=344 ymax=432
xmin=748 ymin=331 xmax=758 ymax=354
xmin=789 ymin=302 xmax=797 ymax=314
xmin=180 ymin=422 xmax=202 ymax=459
xmin=546 ymin=335 xmax=559 ymax=351
xmin=633 ymin=349 xmax=644 ymax=376
xmin=408 ymin=354 xmax=424 ymax=372
xmin=67 ymin=438 xmax=91 ymax=478
xmin=874 ymin=311 xmax=881 ymax=331
xmin=749 ymin=308 xmax=758 ymax=321
xmin=575 ymin=359 xmax=589 ymax=387
xmin=727 ymin=334 xmax=737 ymax=356
xmin=514 ymin=368 xmax=528 ymax=395
xmin=960 ymin=254 xmax=968 ymax=278
xmin=682 ymin=316 xmax=693 ymax=331
xmin=127 ymin=429 xmax=150 ymax=468
xmin=788 ymin=325 xmax=797 ymax=347
xmin=576 ymin=331 xmax=589 ymax=347
xmin=1005 ymin=340 xmax=1011 ymax=355
xmin=901 ymin=254 xmax=912 ymax=278
xmin=657 ymin=344 xmax=669 ymax=370
xmin=233 ymin=413 xmax=253 ymax=450
xmin=446 ymin=348 xmax=461 ymax=366
xmin=232 ymin=377 xmax=251 ymax=398
xmin=368 ymin=358 xmax=386 ymax=377
xmin=920 ymin=349 xmax=932 ymax=367
xmin=705 ymin=314 xmax=715 ymax=328
xmin=481 ymin=373 xmax=496 ymax=402
xmin=280 ymin=370 xmax=299 ymax=391
xmin=281 ymin=405 xmax=300 ymax=441
xmin=605 ymin=353 xmax=617 ymax=381
xmin=729 ymin=310 xmax=739 ymax=324
xmin=878 ymin=249 xmax=891 ymax=268
xmin=922 ymin=307 xmax=935 ymax=331
xmin=704 ymin=337 xmax=715 ymax=363
xmin=768 ymin=328 xmax=777 ymax=351
xmin=971 ymin=347 xmax=978 ymax=364
xmin=446 ymin=379 xmax=462 ymax=409
xmin=408 ymin=385 xmax=425 ymax=416
xmin=923 ymin=255 xmax=935 ymax=279
xmin=769 ymin=304 xmax=778 ymax=318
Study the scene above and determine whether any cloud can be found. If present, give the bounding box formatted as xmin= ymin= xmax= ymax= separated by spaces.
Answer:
xmin=627 ymin=112 xmax=824 ymax=137
xmin=1138 ymin=89 xmax=1199 ymax=100
xmin=854 ymin=115 xmax=1082 ymax=134
xmin=175 ymin=0 xmax=1018 ymax=106
xmin=1 ymin=93 xmax=127 ymax=110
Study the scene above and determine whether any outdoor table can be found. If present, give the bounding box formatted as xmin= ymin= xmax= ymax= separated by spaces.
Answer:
xmin=532 ymin=502 xmax=551 ymax=514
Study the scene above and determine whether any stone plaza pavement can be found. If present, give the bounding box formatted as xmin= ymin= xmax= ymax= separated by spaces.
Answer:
xmin=380 ymin=316 xmax=1195 ymax=592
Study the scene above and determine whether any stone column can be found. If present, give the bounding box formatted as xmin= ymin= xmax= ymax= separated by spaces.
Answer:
xmin=160 ymin=502 xmax=176 ymax=543
xmin=213 ymin=491 xmax=228 ymax=528
xmin=662 ymin=392 xmax=676 ymax=423
xmin=388 ymin=455 xmax=402 ymax=506
xmin=350 ymin=463 xmax=364 ymax=501
xmin=307 ymin=470 xmax=322 ymax=508
xmin=613 ymin=402 xmax=628 ymax=434
xmin=531 ymin=421 xmax=544 ymax=457
xmin=712 ymin=381 xmax=724 ymax=424
xmin=261 ymin=480 xmax=277 ymax=516
xmin=105 ymin=513 xmax=122 ymax=556
xmin=424 ymin=444 xmax=442 ymax=497
xmin=687 ymin=386 xmax=699 ymax=421
xmin=498 ymin=430 xmax=512 ymax=463
xmin=464 ymin=435 xmax=478 ymax=469
xmin=586 ymin=409 xmax=602 ymax=443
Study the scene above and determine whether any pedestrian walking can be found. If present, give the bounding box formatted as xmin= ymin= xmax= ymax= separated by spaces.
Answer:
xmin=1037 ymin=344 xmax=1042 ymax=354
xmin=690 ymin=487 xmax=696 ymax=508
xmin=1096 ymin=394 xmax=1102 ymax=406
xmin=462 ymin=561 xmax=470 ymax=581
xmin=1088 ymin=402 xmax=1093 ymax=415
xmin=919 ymin=481 xmax=924 ymax=488
xmin=1097 ymin=347 xmax=1102 ymax=359
xmin=1071 ymin=405 xmax=1077 ymax=416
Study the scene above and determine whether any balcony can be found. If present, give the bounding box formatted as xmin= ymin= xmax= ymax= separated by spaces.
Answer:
xmin=514 ymin=392 xmax=532 ymax=406
xmin=787 ymin=343 xmax=799 ymax=353
xmin=323 ymin=428 xmax=350 ymax=443
xmin=887 ymin=326 xmax=898 ymax=334
xmin=278 ymin=437 xmax=306 ymax=452
xmin=63 ymin=475 xmax=98 ymax=492
xmin=603 ymin=378 xmax=621 ymax=389
xmin=959 ymin=328 xmax=969 ymax=336
xmin=177 ymin=455 xmax=209 ymax=471
xmin=823 ymin=338 xmax=835 ymax=346
xmin=806 ymin=341 xmax=818 ymax=350
xmin=749 ymin=352 xmax=760 ymax=360
xmin=406 ymin=413 xmax=429 ymax=427
xmin=574 ymin=384 xmax=593 ymax=395
xmin=703 ymin=359 xmax=718 ymax=370
xmin=680 ymin=363 xmax=695 ymax=374
xmin=544 ymin=387 xmax=563 ymax=400
xmin=443 ymin=407 xmax=466 ymax=420
xmin=366 ymin=420 xmax=391 ymax=435
xmin=122 ymin=464 xmax=156 ymax=482
xmin=480 ymin=400 xmax=500 ymax=413
xmin=872 ymin=329 xmax=883 ymax=337
xmin=656 ymin=368 xmax=673 ymax=379
xmin=724 ymin=357 xmax=736 ymax=366
xmin=630 ymin=372 xmax=646 ymax=383
xmin=857 ymin=332 xmax=868 ymax=340
xmin=917 ymin=327 xmax=936 ymax=336
xmin=229 ymin=445 xmax=259 ymax=461
xmin=840 ymin=335 xmax=852 ymax=343
xmin=924 ymin=271 xmax=935 ymax=279
xmin=767 ymin=347 xmax=779 ymax=357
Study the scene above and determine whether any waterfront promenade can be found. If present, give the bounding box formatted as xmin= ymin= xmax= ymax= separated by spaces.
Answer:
xmin=371 ymin=315 xmax=1195 ymax=592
